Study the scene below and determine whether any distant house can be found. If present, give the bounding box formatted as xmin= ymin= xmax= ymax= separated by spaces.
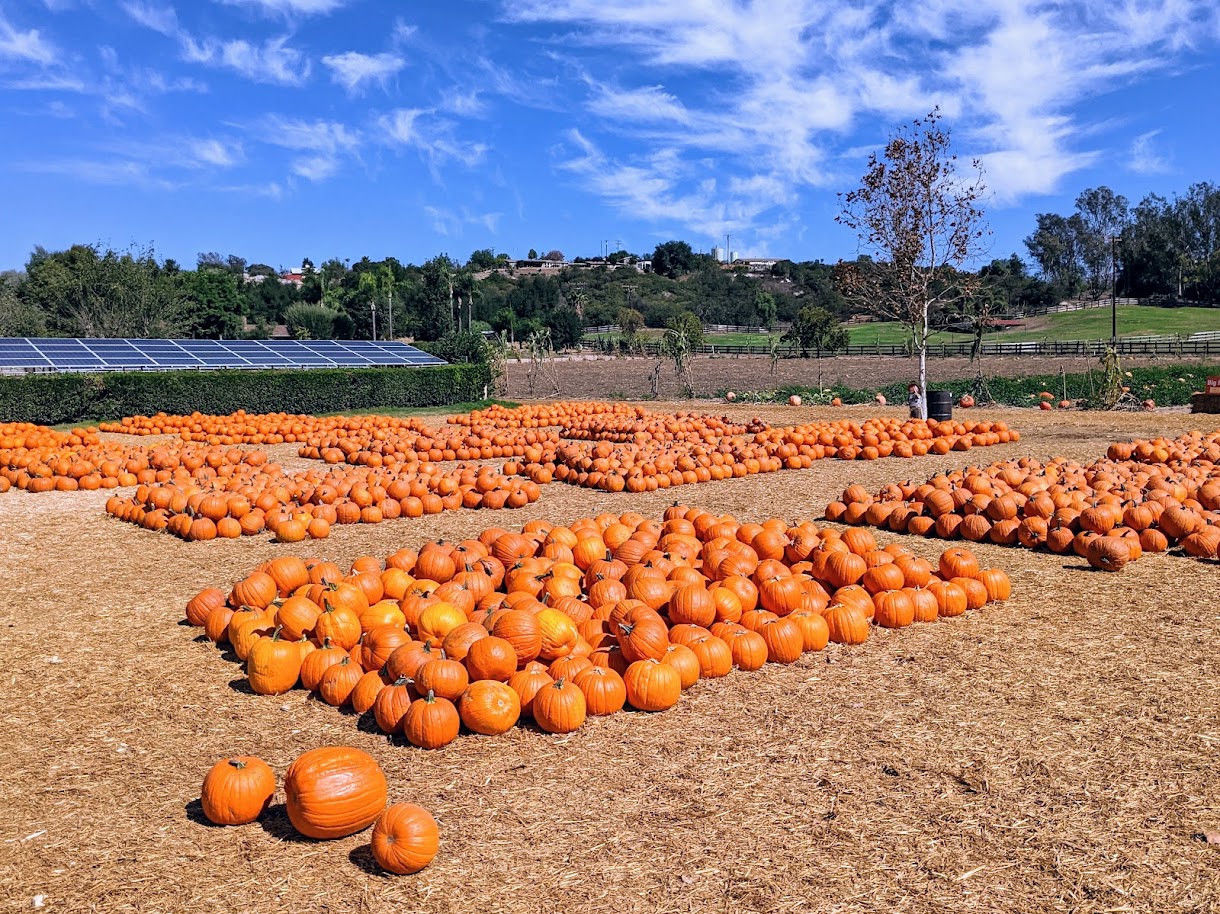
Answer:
xmin=278 ymin=266 xmax=308 ymax=286
xmin=513 ymin=258 xmax=568 ymax=275
xmin=728 ymin=258 xmax=779 ymax=273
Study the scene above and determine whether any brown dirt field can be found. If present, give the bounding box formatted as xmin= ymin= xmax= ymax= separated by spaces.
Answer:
xmin=2 ymin=406 xmax=1219 ymax=914
xmin=504 ymin=353 xmax=1212 ymax=400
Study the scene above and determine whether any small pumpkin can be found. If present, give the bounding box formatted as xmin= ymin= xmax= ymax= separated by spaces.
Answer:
xmin=571 ymin=665 xmax=626 ymax=715
xmin=531 ymin=678 xmax=587 ymax=734
xmin=371 ymin=803 xmax=439 ymax=875
xmin=623 ymin=659 xmax=681 ymax=712
xmin=402 ymin=690 xmax=461 ymax=749
xmin=458 ymin=680 xmax=521 ymax=735
xmin=200 ymin=756 xmax=275 ymax=826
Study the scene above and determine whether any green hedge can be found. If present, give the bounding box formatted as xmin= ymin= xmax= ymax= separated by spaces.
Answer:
xmin=726 ymin=363 xmax=1220 ymax=409
xmin=0 ymin=363 xmax=493 ymax=425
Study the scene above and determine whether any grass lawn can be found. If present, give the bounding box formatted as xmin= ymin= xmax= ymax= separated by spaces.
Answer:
xmin=845 ymin=305 xmax=1220 ymax=346
xmin=583 ymin=304 xmax=1220 ymax=349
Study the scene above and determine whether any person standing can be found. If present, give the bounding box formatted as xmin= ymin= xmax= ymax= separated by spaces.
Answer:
xmin=908 ymin=382 xmax=923 ymax=419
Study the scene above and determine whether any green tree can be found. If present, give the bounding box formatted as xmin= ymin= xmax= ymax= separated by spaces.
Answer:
xmin=23 ymin=243 xmax=187 ymax=338
xmin=466 ymin=248 xmax=499 ymax=271
xmin=836 ymin=109 xmax=989 ymax=418
xmin=1024 ymin=213 xmax=1086 ymax=297
xmin=1074 ymin=186 xmax=1129 ymax=300
xmin=664 ymin=310 xmax=704 ymax=349
xmin=782 ymin=306 xmax=848 ymax=357
xmin=414 ymin=256 xmax=456 ymax=341
xmin=284 ymin=303 xmax=336 ymax=340
xmin=543 ymin=307 xmax=584 ymax=349
xmin=754 ymin=289 xmax=777 ymax=330
xmin=651 ymin=240 xmax=698 ymax=278
xmin=0 ymin=271 xmax=46 ymax=336
xmin=184 ymin=266 xmax=246 ymax=338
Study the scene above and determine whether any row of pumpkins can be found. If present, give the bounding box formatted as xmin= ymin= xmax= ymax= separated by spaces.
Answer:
xmin=201 ymin=747 xmax=437 ymax=875
xmin=184 ymin=504 xmax=1013 ymax=747
xmin=823 ymin=430 xmax=1220 ymax=568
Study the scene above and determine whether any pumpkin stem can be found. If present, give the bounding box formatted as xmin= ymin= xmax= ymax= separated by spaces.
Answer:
xmin=424 ymin=689 xmax=436 ymax=702
xmin=227 ymin=758 xmax=247 ymax=769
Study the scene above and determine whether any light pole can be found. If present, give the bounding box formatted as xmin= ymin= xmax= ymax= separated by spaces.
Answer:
xmin=1110 ymin=234 xmax=1118 ymax=346
xmin=371 ymin=299 xmax=378 ymax=341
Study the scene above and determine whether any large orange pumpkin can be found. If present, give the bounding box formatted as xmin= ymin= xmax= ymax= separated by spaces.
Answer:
xmin=283 ymin=746 xmax=388 ymax=839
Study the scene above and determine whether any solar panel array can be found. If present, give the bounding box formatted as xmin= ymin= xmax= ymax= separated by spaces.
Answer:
xmin=0 ymin=338 xmax=447 ymax=373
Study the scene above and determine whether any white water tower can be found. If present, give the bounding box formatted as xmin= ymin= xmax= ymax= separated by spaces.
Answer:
xmin=711 ymin=246 xmax=724 ymax=262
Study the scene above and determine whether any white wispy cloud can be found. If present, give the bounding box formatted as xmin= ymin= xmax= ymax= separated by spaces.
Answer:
xmin=194 ymin=35 xmax=309 ymax=85
xmin=4 ymin=74 xmax=86 ymax=91
xmin=214 ymin=0 xmax=349 ymax=16
xmin=321 ymin=51 xmax=405 ymax=95
xmin=120 ymin=0 xmax=180 ymax=37
xmin=377 ymin=108 xmax=489 ymax=171
xmin=423 ymin=205 xmax=502 ymax=237
xmin=255 ymin=115 xmax=362 ymax=181
xmin=188 ymin=138 xmax=243 ymax=167
xmin=559 ymin=129 xmax=788 ymax=244
xmin=19 ymin=159 xmax=180 ymax=191
xmin=1129 ymin=129 xmax=1171 ymax=175
xmin=0 ymin=12 xmax=58 ymax=63
xmin=122 ymin=2 xmax=309 ymax=85
xmin=503 ymin=0 xmax=1220 ymax=244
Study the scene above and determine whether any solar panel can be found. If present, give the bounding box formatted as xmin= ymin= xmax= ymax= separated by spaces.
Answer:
xmin=0 ymin=338 xmax=448 ymax=372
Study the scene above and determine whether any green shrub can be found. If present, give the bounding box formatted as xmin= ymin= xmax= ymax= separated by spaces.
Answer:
xmin=0 ymin=363 xmax=492 ymax=425
xmin=415 ymin=330 xmax=491 ymax=365
xmin=738 ymin=363 xmax=1220 ymax=409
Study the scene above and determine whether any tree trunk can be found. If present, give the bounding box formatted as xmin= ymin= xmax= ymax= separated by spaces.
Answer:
xmin=919 ymin=304 xmax=929 ymax=420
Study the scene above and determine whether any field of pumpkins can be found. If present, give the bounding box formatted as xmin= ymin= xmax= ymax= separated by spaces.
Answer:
xmin=6 ymin=400 xmax=1220 ymax=909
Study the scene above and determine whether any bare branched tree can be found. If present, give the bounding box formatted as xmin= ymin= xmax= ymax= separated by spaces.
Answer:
xmin=835 ymin=109 xmax=990 ymax=418
xmin=525 ymin=328 xmax=560 ymax=397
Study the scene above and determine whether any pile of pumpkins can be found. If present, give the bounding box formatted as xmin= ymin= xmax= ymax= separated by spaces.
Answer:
xmin=0 ymin=420 xmax=267 ymax=495
xmin=200 ymin=746 xmax=438 ymax=875
xmin=823 ymin=429 xmax=1220 ymax=569
xmin=184 ymin=504 xmax=1013 ymax=745
xmin=106 ymin=459 xmax=540 ymax=542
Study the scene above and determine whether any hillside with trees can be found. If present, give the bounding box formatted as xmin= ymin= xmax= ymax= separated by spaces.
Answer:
xmin=1 ymin=179 xmax=1214 ymax=349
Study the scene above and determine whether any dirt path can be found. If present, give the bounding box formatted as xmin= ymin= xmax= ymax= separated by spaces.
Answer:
xmin=504 ymin=354 xmax=1205 ymax=400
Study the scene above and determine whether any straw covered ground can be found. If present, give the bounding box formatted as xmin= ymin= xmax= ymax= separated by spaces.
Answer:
xmin=1 ymin=405 xmax=1218 ymax=914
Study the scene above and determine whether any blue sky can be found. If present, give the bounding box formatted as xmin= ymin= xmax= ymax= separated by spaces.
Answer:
xmin=1 ymin=0 xmax=1218 ymax=271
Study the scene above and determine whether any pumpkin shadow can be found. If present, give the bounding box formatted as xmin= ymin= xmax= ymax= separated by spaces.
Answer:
xmin=184 ymin=798 xmax=225 ymax=828
xmin=355 ymin=710 xmax=381 ymax=734
xmin=348 ymin=844 xmax=384 ymax=876
xmin=257 ymin=803 xmax=312 ymax=843
xmin=228 ymin=677 xmax=255 ymax=694
xmin=218 ymin=648 xmax=241 ymax=664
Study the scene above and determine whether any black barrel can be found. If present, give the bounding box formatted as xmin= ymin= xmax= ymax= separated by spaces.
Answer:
xmin=926 ymin=389 xmax=953 ymax=421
